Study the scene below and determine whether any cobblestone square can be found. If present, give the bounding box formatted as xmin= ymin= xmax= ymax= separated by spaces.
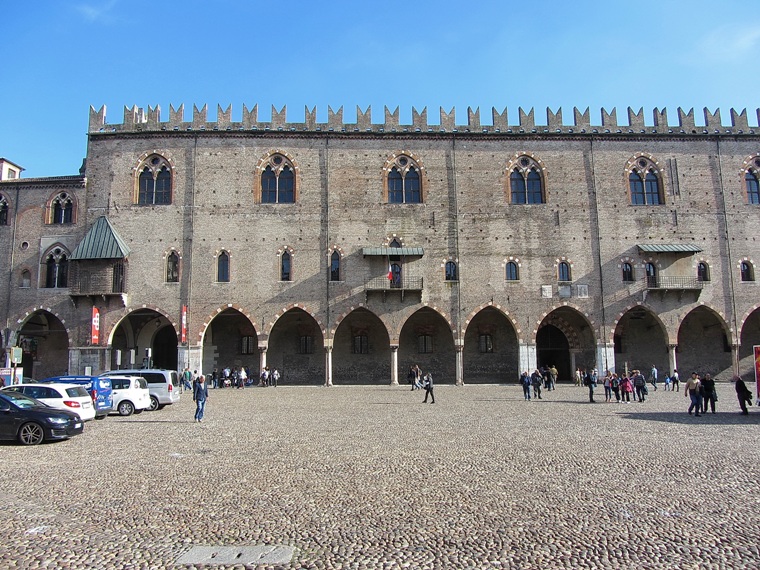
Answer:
xmin=1 ymin=383 xmax=758 ymax=569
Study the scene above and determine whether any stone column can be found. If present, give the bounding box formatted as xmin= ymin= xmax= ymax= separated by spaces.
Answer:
xmin=668 ymin=344 xmax=678 ymax=375
xmin=390 ymin=345 xmax=399 ymax=385
xmin=731 ymin=343 xmax=740 ymax=376
xmin=258 ymin=341 xmax=268 ymax=381
xmin=325 ymin=341 xmax=333 ymax=387
xmin=596 ymin=343 xmax=615 ymax=376
xmin=519 ymin=342 xmax=536 ymax=376
xmin=455 ymin=339 xmax=464 ymax=386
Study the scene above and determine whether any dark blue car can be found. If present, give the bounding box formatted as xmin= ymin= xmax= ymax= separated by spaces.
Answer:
xmin=0 ymin=391 xmax=84 ymax=445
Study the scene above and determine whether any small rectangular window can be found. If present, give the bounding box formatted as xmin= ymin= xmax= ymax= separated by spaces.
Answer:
xmin=353 ymin=334 xmax=368 ymax=354
xmin=299 ymin=335 xmax=313 ymax=354
xmin=241 ymin=336 xmax=256 ymax=354
xmin=418 ymin=334 xmax=433 ymax=354
xmin=478 ymin=334 xmax=493 ymax=353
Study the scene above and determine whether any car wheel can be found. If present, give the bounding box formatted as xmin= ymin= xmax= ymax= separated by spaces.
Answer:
xmin=19 ymin=422 xmax=45 ymax=445
xmin=148 ymin=396 xmax=160 ymax=411
xmin=118 ymin=401 xmax=134 ymax=416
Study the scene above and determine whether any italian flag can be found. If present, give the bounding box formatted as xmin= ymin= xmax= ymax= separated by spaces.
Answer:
xmin=387 ymin=264 xmax=393 ymax=281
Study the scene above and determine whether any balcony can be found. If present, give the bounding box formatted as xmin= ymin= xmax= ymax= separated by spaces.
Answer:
xmin=645 ymin=276 xmax=703 ymax=290
xmin=365 ymin=275 xmax=423 ymax=301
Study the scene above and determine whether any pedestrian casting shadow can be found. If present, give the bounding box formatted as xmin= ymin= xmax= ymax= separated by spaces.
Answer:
xmin=617 ymin=411 xmax=760 ymax=425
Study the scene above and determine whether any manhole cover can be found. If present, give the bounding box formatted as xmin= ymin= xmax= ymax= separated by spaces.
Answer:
xmin=175 ymin=545 xmax=294 ymax=565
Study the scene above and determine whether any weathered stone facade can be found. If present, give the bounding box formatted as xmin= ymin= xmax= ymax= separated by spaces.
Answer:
xmin=2 ymin=104 xmax=760 ymax=385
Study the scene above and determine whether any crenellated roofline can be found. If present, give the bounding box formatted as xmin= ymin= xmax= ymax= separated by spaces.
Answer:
xmin=88 ymin=105 xmax=760 ymax=136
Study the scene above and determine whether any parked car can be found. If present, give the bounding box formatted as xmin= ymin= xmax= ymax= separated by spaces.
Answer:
xmin=40 ymin=375 xmax=114 ymax=419
xmin=100 ymin=369 xmax=179 ymax=411
xmin=0 ymin=391 xmax=84 ymax=445
xmin=107 ymin=375 xmax=150 ymax=416
xmin=2 ymin=383 xmax=96 ymax=421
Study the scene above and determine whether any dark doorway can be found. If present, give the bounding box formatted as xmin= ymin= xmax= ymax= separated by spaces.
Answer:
xmin=154 ymin=326 xmax=178 ymax=370
xmin=536 ymin=324 xmax=571 ymax=382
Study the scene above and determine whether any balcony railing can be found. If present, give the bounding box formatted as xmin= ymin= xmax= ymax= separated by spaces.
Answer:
xmin=646 ymin=276 xmax=703 ymax=290
xmin=365 ymin=275 xmax=424 ymax=291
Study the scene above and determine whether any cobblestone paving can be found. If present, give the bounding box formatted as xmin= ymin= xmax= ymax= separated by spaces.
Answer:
xmin=1 ymin=382 xmax=758 ymax=569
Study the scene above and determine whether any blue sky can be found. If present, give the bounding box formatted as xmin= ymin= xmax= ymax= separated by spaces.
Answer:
xmin=3 ymin=0 xmax=759 ymax=177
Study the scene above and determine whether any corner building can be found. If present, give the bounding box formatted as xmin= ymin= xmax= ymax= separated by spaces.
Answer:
xmin=2 ymin=104 xmax=760 ymax=385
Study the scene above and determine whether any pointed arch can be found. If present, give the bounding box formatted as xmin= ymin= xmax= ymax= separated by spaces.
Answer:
xmin=254 ymin=150 xmax=299 ymax=204
xmin=625 ymin=153 xmax=665 ymax=205
xmin=133 ymin=152 xmax=174 ymax=205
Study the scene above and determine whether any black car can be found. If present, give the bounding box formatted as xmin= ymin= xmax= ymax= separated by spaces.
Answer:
xmin=0 ymin=391 xmax=84 ymax=445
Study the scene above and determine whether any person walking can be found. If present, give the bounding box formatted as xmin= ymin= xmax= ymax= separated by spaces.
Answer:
xmin=733 ymin=375 xmax=753 ymax=415
xmin=632 ymin=370 xmax=647 ymax=402
xmin=520 ymin=371 xmax=531 ymax=401
xmin=620 ymin=374 xmax=633 ymax=403
xmin=671 ymin=369 xmax=680 ymax=392
xmin=603 ymin=372 xmax=612 ymax=402
xmin=585 ymin=368 xmax=597 ymax=403
xmin=701 ymin=373 xmax=717 ymax=414
xmin=193 ymin=373 xmax=209 ymax=422
xmin=271 ymin=368 xmax=280 ymax=387
xmin=531 ymin=369 xmax=543 ymax=400
xmin=610 ymin=373 xmax=621 ymax=403
xmin=685 ymin=372 xmax=702 ymax=416
xmin=422 ymin=372 xmax=435 ymax=404
xmin=650 ymin=364 xmax=659 ymax=391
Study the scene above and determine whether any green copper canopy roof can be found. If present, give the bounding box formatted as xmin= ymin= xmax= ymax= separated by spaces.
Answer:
xmin=70 ymin=216 xmax=130 ymax=260
xmin=362 ymin=247 xmax=424 ymax=256
xmin=637 ymin=244 xmax=702 ymax=253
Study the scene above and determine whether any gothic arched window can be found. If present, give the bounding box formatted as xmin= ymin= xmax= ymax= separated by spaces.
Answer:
xmin=217 ymin=251 xmax=230 ymax=283
xmin=260 ymin=154 xmax=296 ymax=204
xmin=43 ymin=248 xmax=68 ymax=288
xmin=386 ymin=155 xmax=422 ymax=204
xmin=622 ymin=262 xmax=634 ymax=282
xmin=509 ymin=156 xmax=545 ymax=204
xmin=629 ymin=157 xmax=663 ymax=205
xmin=166 ymin=252 xmax=179 ymax=283
xmin=137 ymin=155 xmax=172 ymax=205
xmin=506 ymin=261 xmax=519 ymax=281
xmin=330 ymin=251 xmax=341 ymax=282
xmin=50 ymin=192 xmax=74 ymax=224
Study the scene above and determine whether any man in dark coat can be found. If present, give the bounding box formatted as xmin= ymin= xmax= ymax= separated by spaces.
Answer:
xmin=733 ymin=375 xmax=753 ymax=415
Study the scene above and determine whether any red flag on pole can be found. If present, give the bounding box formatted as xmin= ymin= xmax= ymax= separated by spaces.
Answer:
xmin=387 ymin=264 xmax=393 ymax=281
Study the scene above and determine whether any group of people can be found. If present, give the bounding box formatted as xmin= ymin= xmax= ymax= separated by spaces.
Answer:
xmin=568 ymin=365 xmax=755 ymax=415
xmin=407 ymin=364 xmax=435 ymax=403
xmin=518 ymin=366 xmax=558 ymax=400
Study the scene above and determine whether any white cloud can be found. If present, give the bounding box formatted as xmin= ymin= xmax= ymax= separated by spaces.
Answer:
xmin=74 ymin=0 xmax=118 ymax=23
xmin=698 ymin=25 xmax=760 ymax=63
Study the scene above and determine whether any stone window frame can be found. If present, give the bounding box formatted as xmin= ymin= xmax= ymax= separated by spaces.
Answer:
xmin=133 ymin=152 xmax=174 ymax=206
xmin=382 ymin=152 xmax=427 ymax=204
xmin=328 ymin=246 xmax=344 ymax=282
xmin=41 ymin=245 xmax=70 ymax=288
xmin=19 ymin=268 xmax=32 ymax=289
xmin=165 ymin=250 xmax=181 ymax=283
xmin=278 ymin=246 xmax=295 ymax=282
xmin=504 ymin=153 xmax=547 ymax=205
xmin=215 ymin=250 xmax=231 ymax=283
xmin=0 ymin=193 xmax=10 ymax=225
xmin=503 ymin=256 xmax=521 ymax=282
xmin=443 ymin=258 xmax=458 ymax=282
xmin=46 ymin=191 xmax=76 ymax=225
xmin=619 ymin=256 xmax=636 ymax=282
xmin=555 ymin=257 xmax=573 ymax=283
xmin=254 ymin=150 xmax=299 ymax=204
xmin=739 ymin=258 xmax=755 ymax=282
xmin=696 ymin=260 xmax=711 ymax=282
xmin=625 ymin=153 xmax=666 ymax=206
xmin=741 ymin=153 xmax=760 ymax=205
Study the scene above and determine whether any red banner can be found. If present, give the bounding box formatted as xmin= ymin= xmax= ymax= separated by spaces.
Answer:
xmin=754 ymin=346 xmax=760 ymax=401
xmin=91 ymin=307 xmax=100 ymax=345
xmin=181 ymin=305 xmax=187 ymax=344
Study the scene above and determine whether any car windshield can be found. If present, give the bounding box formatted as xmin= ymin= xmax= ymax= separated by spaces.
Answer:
xmin=1 ymin=390 xmax=46 ymax=409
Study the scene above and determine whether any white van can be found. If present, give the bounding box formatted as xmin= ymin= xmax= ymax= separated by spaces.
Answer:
xmin=100 ymin=369 xmax=180 ymax=411
xmin=107 ymin=375 xmax=151 ymax=416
